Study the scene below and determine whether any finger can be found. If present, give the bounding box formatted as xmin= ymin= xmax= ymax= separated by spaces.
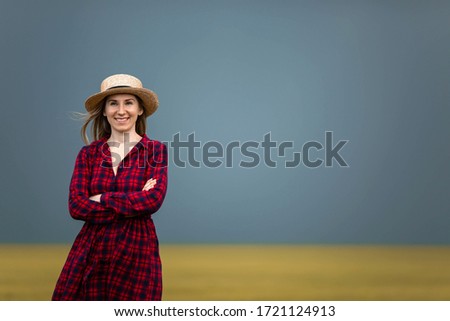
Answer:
xmin=142 ymin=182 xmax=157 ymax=191
xmin=149 ymin=180 xmax=157 ymax=186
xmin=144 ymin=179 xmax=157 ymax=187
xmin=144 ymin=180 xmax=156 ymax=188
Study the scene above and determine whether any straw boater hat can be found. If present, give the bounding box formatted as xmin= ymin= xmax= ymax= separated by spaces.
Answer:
xmin=85 ymin=74 xmax=159 ymax=117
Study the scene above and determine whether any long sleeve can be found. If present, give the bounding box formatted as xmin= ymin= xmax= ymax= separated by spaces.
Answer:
xmin=100 ymin=143 xmax=168 ymax=217
xmin=68 ymin=146 xmax=116 ymax=224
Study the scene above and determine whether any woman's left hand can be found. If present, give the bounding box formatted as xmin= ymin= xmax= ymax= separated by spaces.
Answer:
xmin=142 ymin=178 xmax=157 ymax=191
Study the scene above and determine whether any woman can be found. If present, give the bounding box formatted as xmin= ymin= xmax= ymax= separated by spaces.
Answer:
xmin=52 ymin=74 xmax=168 ymax=300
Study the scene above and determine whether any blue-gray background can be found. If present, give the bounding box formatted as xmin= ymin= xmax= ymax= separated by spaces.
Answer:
xmin=1 ymin=0 xmax=449 ymax=244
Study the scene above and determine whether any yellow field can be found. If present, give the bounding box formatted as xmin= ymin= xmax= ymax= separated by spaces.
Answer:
xmin=1 ymin=244 xmax=450 ymax=300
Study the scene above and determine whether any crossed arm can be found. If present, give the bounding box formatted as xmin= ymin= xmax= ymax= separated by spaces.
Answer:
xmin=88 ymin=178 xmax=156 ymax=202
xmin=68 ymin=144 xmax=168 ymax=224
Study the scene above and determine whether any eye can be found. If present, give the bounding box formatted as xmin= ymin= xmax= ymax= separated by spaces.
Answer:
xmin=108 ymin=101 xmax=118 ymax=106
xmin=125 ymin=100 xmax=134 ymax=106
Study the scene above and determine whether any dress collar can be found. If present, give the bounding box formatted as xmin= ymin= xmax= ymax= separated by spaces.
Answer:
xmin=96 ymin=133 xmax=152 ymax=155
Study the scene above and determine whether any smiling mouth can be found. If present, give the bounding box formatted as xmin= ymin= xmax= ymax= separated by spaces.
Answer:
xmin=114 ymin=117 xmax=130 ymax=123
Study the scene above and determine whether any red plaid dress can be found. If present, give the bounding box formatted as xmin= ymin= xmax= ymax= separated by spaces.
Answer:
xmin=52 ymin=134 xmax=168 ymax=300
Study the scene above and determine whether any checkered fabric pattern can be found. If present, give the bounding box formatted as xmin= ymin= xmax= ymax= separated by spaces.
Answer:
xmin=52 ymin=134 xmax=168 ymax=300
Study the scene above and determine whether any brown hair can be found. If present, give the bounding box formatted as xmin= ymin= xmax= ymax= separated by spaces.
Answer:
xmin=80 ymin=95 xmax=147 ymax=145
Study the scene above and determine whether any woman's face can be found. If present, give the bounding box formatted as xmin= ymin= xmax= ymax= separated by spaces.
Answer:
xmin=103 ymin=94 xmax=143 ymax=134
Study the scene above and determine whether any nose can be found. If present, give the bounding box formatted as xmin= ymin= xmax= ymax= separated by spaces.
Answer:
xmin=117 ymin=103 xmax=126 ymax=114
